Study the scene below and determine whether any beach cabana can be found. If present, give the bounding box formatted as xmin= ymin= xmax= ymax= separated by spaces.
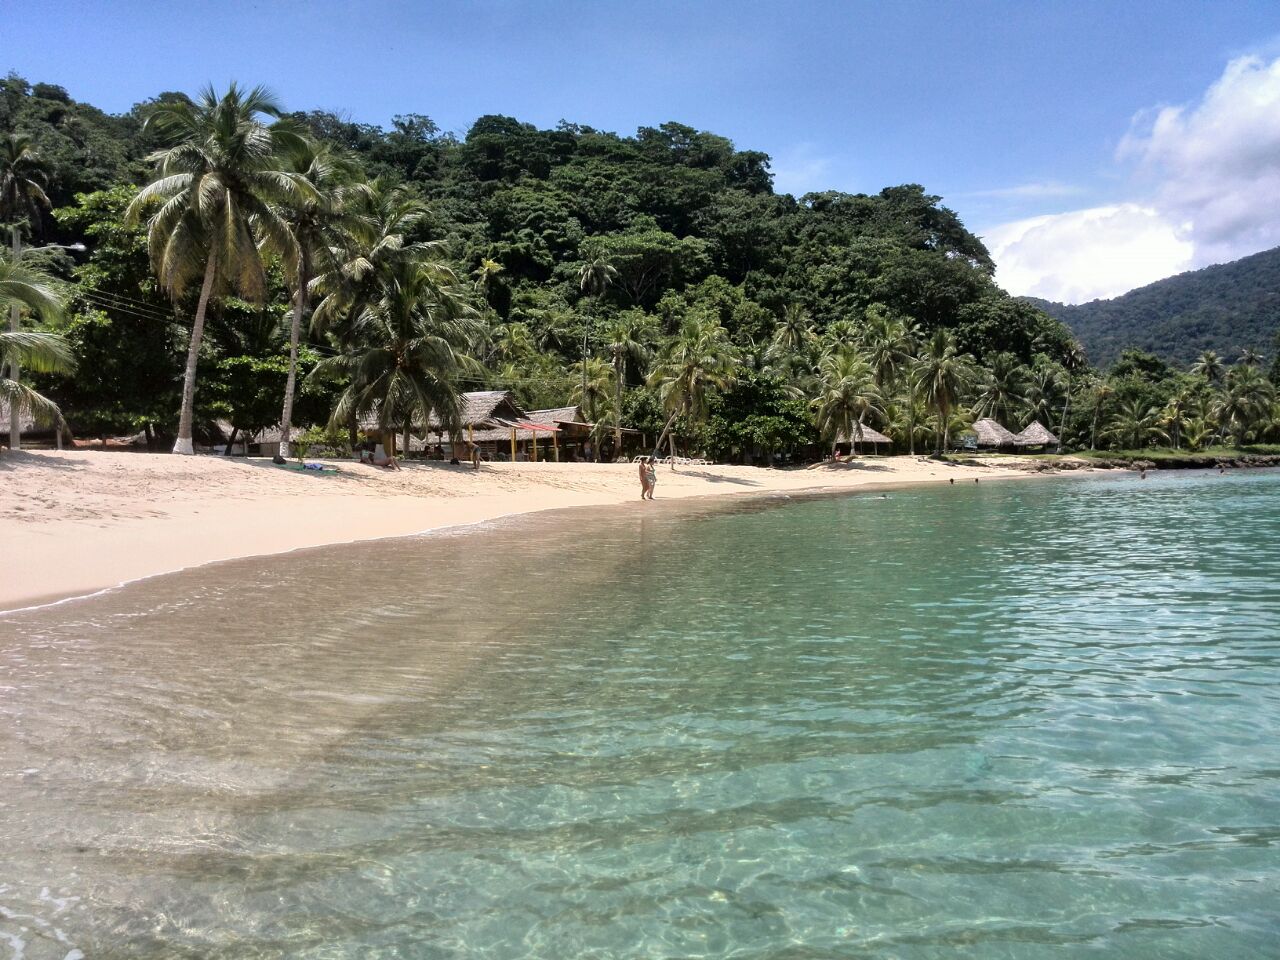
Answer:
xmin=969 ymin=418 xmax=1018 ymax=451
xmin=1013 ymin=421 xmax=1059 ymax=451
xmin=834 ymin=424 xmax=893 ymax=455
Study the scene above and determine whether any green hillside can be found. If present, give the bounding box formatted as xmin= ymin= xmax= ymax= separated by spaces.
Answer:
xmin=1026 ymin=248 xmax=1280 ymax=368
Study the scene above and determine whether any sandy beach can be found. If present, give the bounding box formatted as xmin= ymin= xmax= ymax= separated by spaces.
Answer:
xmin=2 ymin=450 xmax=1045 ymax=611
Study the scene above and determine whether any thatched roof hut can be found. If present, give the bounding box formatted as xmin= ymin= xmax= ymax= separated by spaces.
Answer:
xmin=1014 ymin=421 xmax=1058 ymax=447
xmin=835 ymin=423 xmax=892 ymax=446
xmin=970 ymin=418 xmax=1017 ymax=448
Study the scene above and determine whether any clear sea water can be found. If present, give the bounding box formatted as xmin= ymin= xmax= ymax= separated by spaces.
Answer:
xmin=2 ymin=470 xmax=1279 ymax=959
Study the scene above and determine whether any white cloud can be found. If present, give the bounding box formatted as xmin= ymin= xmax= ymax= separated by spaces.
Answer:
xmin=989 ymin=54 xmax=1280 ymax=303
xmin=771 ymin=142 xmax=835 ymax=197
xmin=963 ymin=181 xmax=1086 ymax=201
xmin=986 ymin=204 xmax=1193 ymax=304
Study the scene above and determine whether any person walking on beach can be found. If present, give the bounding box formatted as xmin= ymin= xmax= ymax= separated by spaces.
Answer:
xmin=638 ymin=457 xmax=651 ymax=499
xmin=645 ymin=457 xmax=658 ymax=499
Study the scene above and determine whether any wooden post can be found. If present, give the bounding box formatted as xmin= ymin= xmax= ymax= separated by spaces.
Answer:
xmin=532 ymin=430 xmax=538 ymax=462
xmin=510 ymin=427 xmax=516 ymax=461
xmin=553 ymin=431 xmax=559 ymax=462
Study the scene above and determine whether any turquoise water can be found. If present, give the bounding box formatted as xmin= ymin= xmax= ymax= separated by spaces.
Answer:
xmin=2 ymin=470 xmax=1279 ymax=958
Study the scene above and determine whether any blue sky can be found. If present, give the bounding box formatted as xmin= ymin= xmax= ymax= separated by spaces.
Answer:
xmin=11 ymin=0 xmax=1280 ymax=301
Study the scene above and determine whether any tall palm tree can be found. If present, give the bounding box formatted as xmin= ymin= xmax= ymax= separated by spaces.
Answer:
xmin=317 ymin=254 xmax=479 ymax=454
xmin=601 ymin=311 xmax=653 ymax=453
xmin=973 ymin=352 xmax=1028 ymax=427
xmin=1 ymin=133 xmax=53 ymax=449
xmin=1087 ymin=380 xmax=1115 ymax=450
xmin=812 ymin=349 xmax=884 ymax=457
xmin=914 ymin=328 xmax=976 ymax=454
xmin=0 ymin=255 xmax=72 ymax=441
xmin=274 ymin=143 xmax=365 ymax=458
xmin=861 ymin=308 xmax=919 ymax=419
xmin=765 ymin=303 xmax=817 ymax=380
xmin=649 ymin=312 xmax=738 ymax=459
xmin=1238 ymin=347 xmax=1263 ymax=368
xmin=126 ymin=83 xmax=312 ymax=454
xmin=311 ymin=181 xmax=436 ymax=446
xmin=577 ymin=256 xmax=617 ymax=404
xmin=1159 ymin=386 xmax=1196 ymax=450
xmin=1191 ymin=350 xmax=1225 ymax=384
xmin=572 ymin=355 xmax=615 ymax=448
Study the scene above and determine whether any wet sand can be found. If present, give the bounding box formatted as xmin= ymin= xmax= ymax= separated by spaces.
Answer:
xmin=2 ymin=450 xmax=1042 ymax=611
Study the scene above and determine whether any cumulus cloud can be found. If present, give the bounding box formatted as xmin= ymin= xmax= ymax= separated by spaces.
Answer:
xmin=987 ymin=204 xmax=1193 ymax=303
xmin=989 ymin=54 xmax=1280 ymax=303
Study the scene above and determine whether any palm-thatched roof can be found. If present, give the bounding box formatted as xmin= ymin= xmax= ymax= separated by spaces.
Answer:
xmin=1014 ymin=421 xmax=1058 ymax=446
xmin=970 ymin=418 xmax=1017 ymax=447
xmin=528 ymin=405 xmax=589 ymax=427
xmin=0 ymin=402 xmax=36 ymax=434
xmin=835 ymin=423 xmax=892 ymax=445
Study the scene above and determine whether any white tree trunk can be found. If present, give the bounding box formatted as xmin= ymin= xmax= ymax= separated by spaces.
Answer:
xmin=172 ymin=252 xmax=218 ymax=455
xmin=8 ymin=227 xmax=21 ymax=450
xmin=277 ymin=258 xmax=308 ymax=460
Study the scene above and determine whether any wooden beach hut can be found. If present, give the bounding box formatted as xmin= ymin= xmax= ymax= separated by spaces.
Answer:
xmin=969 ymin=418 xmax=1018 ymax=451
xmin=1013 ymin=421 xmax=1059 ymax=451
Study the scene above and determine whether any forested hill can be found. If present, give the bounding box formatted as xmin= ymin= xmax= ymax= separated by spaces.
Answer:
xmin=3 ymin=74 xmax=1080 ymax=448
xmin=1025 ymin=247 xmax=1280 ymax=368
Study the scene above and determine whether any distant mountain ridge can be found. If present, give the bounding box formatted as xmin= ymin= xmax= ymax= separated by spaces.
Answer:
xmin=1023 ymin=246 xmax=1280 ymax=368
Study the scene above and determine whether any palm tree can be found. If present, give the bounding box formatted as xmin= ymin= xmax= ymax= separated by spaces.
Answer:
xmin=601 ymin=311 xmax=653 ymax=454
xmin=311 ymin=181 xmax=436 ymax=446
xmin=1191 ymin=349 xmax=1225 ymax=384
xmin=1107 ymin=398 xmax=1164 ymax=450
xmin=1087 ymin=380 xmax=1115 ymax=450
xmin=316 ymin=253 xmax=479 ymax=455
xmin=649 ymin=312 xmax=738 ymax=459
xmin=1 ymin=133 xmax=53 ymax=449
xmin=1158 ymin=386 xmax=1196 ymax=450
xmin=126 ymin=83 xmax=312 ymax=454
xmin=1214 ymin=365 xmax=1274 ymax=446
xmin=0 ymin=255 xmax=72 ymax=441
xmin=1238 ymin=347 xmax=1263 ymax=368
xmin=973 ymin=352 xmax=1028 ymax=427
xmin=577 ymin=256 xmax=616 ymax=405
xmin=572 ymin=355 xmax=615 ymax=454
xmin=914 ymin=328 xmax=976 ymax=454
xmin=765 ymin=303 xmax=817 ymax=380
xmin=812 ymin=349 xmax=884 ymax=457
xmin=274 ymin=143 xmax=366 ymax=458
xmin=862 ymin=308 xmax=917 ymax=395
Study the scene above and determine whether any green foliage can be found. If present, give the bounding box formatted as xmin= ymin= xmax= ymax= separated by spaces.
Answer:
xmin=1030 ymin=246 xmax=1280 ymax=368
xmin=705 ymin=373 xmax=814 ymax=462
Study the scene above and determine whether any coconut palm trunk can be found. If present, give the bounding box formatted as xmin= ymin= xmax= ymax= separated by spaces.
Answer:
xmin=613 ymin=349 xmax=624 ymax=456
xmin=277 ymin=254 xmax=309 ymax=459
xmin=1058 ymin=384 xmax=1071 ymax=454
xmin=173 ymin=252 xmax=218 ymax=455
xmin=7 ymin=226 xmax=19 ymax=450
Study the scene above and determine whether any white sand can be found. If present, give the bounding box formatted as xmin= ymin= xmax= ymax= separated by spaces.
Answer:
xmin=1 ymin=450 xmax=1039 ymax=610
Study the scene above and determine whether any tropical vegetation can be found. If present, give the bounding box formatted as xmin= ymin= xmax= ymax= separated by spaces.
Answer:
xmin=3 ymin=74 xmax=1278 ymax=460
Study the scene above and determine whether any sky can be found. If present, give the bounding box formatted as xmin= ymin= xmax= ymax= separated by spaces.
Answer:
xmin=9 ymin=0 xmax=1280 ymax=303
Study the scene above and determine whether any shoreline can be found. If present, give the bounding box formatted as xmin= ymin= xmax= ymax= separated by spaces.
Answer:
xmin=3 ymin=450 xmax=1068 ymax=614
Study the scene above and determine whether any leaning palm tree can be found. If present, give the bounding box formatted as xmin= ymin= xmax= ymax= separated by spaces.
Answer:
xmin=1087 ymin=380 xmax=1115 ymax=450
xmin=126 ymin=83 xmax=312 ymax=454
xmin=1 ymin=133 xmax=53 ymax=449
xmin=273 ymin=143 xmax=366 ymax=458
xmin=317 ymin=253 xmax=480 ymax=455
xmin=914 ymin=328 xmax=977 ymax=454
xmin=649 ymin=311 xmax=739 ymax=459
xmin=0 ymin=255 xmax=72 ymax=441
xmin=812 ymin=349 xmax=884 ymax=458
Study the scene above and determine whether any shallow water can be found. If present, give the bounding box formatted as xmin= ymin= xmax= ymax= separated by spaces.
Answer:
xmin=2 ymin=470 xmax=1279 ymax=958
